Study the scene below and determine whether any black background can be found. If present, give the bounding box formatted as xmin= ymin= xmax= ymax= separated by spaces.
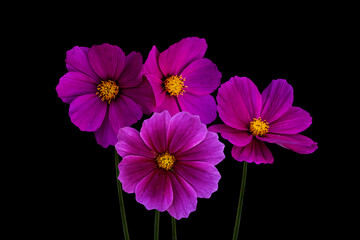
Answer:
xmin=8 ymin=3 xmax=351 ymax=239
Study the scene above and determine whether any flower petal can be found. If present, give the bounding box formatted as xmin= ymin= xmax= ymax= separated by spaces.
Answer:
xmin=56 ymin=72 xmax=98 ymax=104
xmin=155 ymin=95 xmax=180 ymax=116
xmin=145 ymin=74 xmax=166 ymax=108
xmin=140 ymin=111 xmax=171 ymax=154
xmin=143 ymin=45 xmax=163 ymax=79
xmin=65 ymin=46 xmax=101 ymax=81
xmin=178 ymin=94 xmax=217 ymax=124
xmin=258 ymin=134 xmax=318 ymax=154
xmin=118 ymin=51 xmax=143 ymax=88
xmin=176 ymin=131 xmax=225 ymax=165
xmin=208 ymin=124 xmax=253 ymax=147
xmin=159 ymin=37 xmax=207 ymax=76
xmin=279 ymin=135 xmax=318 ymax=154
xmin=69 ymin=94 xmax=107 ymax=132
xmin=116 ymin=127 xmax=156 ymax=159
xmin=231 ymin=139 xmax=274 ymax=164
xmin=217 ymin=76 xmax=262 ymax=130
xmin=135 ymin=169 xmax=173 ymax=212
xmin=174 ymin=161 xmax=221 ymax=198
xmin=167 ymin=112 xmax=207 ymax=154
xmin=120 ymin=76 xmax=155 ymax=115
xmin=118 ymin=155 xmax=157 ymax=193
xmin=167 ymin=172 xmax=197 ymax=220
xmin=109 ymin=94 xmax=143 ymax=134
xmin=94 ymin=110 xmax=117 ymax=148
xmin=88 ymin=43 xmax=125 ymax=81
xmin=269 ymin=107 xmax=312 ymax=134
xmin=181 ymin=58 xmax=221 ymax=95
xmin=261 ymin=79 xmax=293 ymax=123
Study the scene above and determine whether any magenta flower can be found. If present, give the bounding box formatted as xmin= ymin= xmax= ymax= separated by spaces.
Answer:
xmin=115 ymin=110 xmax=225 ymax=219
xmin=209 ymin=76 xmax=317 ymax=164
xmin=56 ymin=43 xmax=155 ymax=148
xmin=142 ymin=37 xmax=222 ymax=124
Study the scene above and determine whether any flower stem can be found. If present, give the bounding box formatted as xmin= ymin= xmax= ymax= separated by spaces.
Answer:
xmin=171 ymin=217 xmax=177 ymax=240
xmin=232 ymin=161 xmax=248 ymax=240
xmin=154 ymin=210 xmax=160 ymax=240
xmin=114 ymin=149 xmax=130 ymax=240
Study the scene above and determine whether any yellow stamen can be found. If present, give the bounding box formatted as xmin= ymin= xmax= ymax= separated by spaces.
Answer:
xmin=163 ymin=75 xmax=187 ymax=97
xmin=96 ymin=80 xmax=119 ymax=104
xmin=249 ymin=117 xmax=269 ymax=136
xmin=156 ymin=152 xmax=176 ymax=170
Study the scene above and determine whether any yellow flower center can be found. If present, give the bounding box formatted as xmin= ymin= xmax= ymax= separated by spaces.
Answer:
xmin=249 ymin=117 xmax=269 ymax=136
xmin=164 ymin=75 xmax=187 ymax=97
xmin=156 ymin=152 xmax=176 ymax=170
xmin=96 ymin=80 xmax=119 ymax=104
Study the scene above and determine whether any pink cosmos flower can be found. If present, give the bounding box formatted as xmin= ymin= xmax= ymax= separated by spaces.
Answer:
xmin=209 ymin=76 xmax=318 ymax=164
xmin=142 ymin=37 xmax=222 ymax=124
xmin=56 ymin=43 xmax=155 ymax=148
xmin=115 ymin=110 xmax=225 ymax=219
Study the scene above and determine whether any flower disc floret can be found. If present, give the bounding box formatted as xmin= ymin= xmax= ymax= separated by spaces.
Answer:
xmin=96 ymin=80 xmax=119 ymax=104
xmin=164 ymin=75 xmax=187 ymax=96
xmin=249 ymin=117 xmax=269 ymax=136
xmin=156 ymin=152 xmax=176 ymax=170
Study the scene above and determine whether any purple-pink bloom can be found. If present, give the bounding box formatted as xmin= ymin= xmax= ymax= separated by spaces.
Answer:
xmin=209 ymin=76 xmax=317 ymax=164
xmin=56 ymin=43 xmax=155 ymax=148
xmin=142 ymin=37 xmax=222 ymax=124
xmin=115 ymin=110 xmax=225 ymax=219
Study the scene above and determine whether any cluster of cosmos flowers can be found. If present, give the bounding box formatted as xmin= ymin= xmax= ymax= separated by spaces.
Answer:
xmin=56 ymin=37 xmax=317 ymax=220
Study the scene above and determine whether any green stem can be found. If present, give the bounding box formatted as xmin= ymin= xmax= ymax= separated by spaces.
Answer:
xmin=154 ymin=210 xmax=160 ymax=240
xmin=115 ymin=149 xmax=130 ymax=240
xmin=232 ymin=161 xmax=248 ymax=240
xmin=171 ymin=217 xmax=177 ymax=240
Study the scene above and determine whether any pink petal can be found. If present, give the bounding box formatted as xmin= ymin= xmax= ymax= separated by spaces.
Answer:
xmin=135 ymin=169 xmax=173 ymax=212
xmin=208 ymin=124 xmax=253 ymax=147
xmin=178 ymin=94 xmax=217 ymax=124
xmin=118 ymin=155 xmax=157 ymax=193
xmin=155 ymin=94 xmax=180 ymax=116
xmin=116 ymin=127 xmax=156 ymax=159
xmin=143 ymin=45 xmax=163 ymax=79
xmin=109 ymin=94 xmax=143 ymax=134
xmin=69 ymin=94 xmax=107 ymax=132
xmin=167 ymin=112 xmax=207 ymax=154
xmin=120 ymin=76 xmax=155 ymax=115
xmin=145 ymin=74 xmax=166 ymax=108
xmin=181 ymin=58 xmax=221 ymax=95
xmin=167 ymin=172 xmax=197 ymax=220
xmin=94 ymin=111 xmax=117 ymax=148
xmin=217 ymin=76 xmax=262 ymax=130
xmin=261 ymin=79 xmax=293 ymax=123
xmin=88 ymin=43 xmax=125 ymax=81
xmin=118 ymin=51 xmax=143 ymax=88
xmin=176 ymin=131 xmax=225 ymax=165
xmin=65 ymin=46 xmax=101 ymax=81
xmin=257 ymin=133 xmax=318 ymax=154
xmin=231 ymin=139 xmax=274 ymax=164
xmin=56 ymin=72 xmax=98 ymax=104
xmin=269 ymin=107 xmax=312 ymax=134
xmin=158 ymin=37 xmax=207 ymax=76
xmin=174 ymin=161 xmax=221 ymax=198
xmin=279 ymin=135 xmax=318 ymax=154
xmin=140 ymin=111 xmax=171 ymax=154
